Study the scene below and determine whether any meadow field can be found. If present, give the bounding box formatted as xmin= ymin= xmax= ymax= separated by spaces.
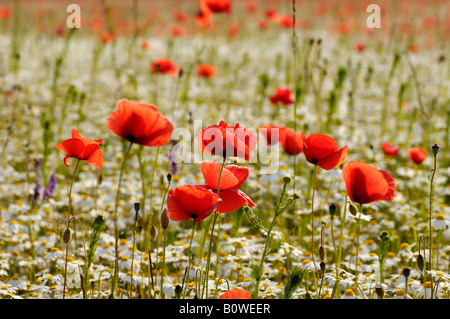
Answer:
xmin=0 ymin=0 xmax=449 ymax=300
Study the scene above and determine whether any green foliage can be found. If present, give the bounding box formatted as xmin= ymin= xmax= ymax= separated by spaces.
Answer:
xmin=282 ymin=266 xmax=306 ymax=299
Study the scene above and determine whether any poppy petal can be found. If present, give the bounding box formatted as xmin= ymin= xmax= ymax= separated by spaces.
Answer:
xmin=167 ymin=185 xmax=219 ymax=222
xmin=55 ymin=138 xmax=85 ymax=158
xmin=223 ymin=165 xmax=249 ymax=189
xmin=316 ymin=146 xmax=348 ymax=170
xmin=343 ymin=161 xmax=395 ymax=204
xmin=200 ymin=161 xmax=238 ymax=190
xmin=217 ymin=189 xmax=256 ymax=213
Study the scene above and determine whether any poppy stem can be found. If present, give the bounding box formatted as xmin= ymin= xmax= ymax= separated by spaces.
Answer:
xmin=202 ymin=156 xmax=226 ymax=299
xmin=183 ymin=220 xmax=196 ymax=298
xmin=354 ymin=203 xmax=362 ymax=284
xmin=111 ymin=141 xmax=133 ymax=298
xmin=335 ymin=193 xmax=348 ymax=299
xmin=62 ymin=158 xmax=80 ymax=299
xmin=310 ymin=165 xmax=319 ymax=278
xmin=428 ymin=146 xmax=438 ymax=298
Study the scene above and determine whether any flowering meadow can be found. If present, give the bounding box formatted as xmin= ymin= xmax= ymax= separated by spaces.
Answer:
xmin=0 ymin=0 xmax=449 ymax=301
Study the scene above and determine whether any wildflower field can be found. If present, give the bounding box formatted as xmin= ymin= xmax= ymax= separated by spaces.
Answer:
xmin=0 ymin=0 xmax=449 ymax=303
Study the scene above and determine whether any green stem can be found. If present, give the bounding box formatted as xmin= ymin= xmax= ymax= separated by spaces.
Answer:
xmin=335 ymin=193 xmax=348 ymax=299
xmin=183 ymin=221 xmax=196 ymax=298
xmin=111 ymin=141 xmax=133 ymax=298
xmin=310 ymin=165 xmax=319 ymax=275
xmin=202 ymin=157 xmax=226 ymax=299
xmin=62 ymin=159 xmax=80 ymax=299
xmin=428 ymin=150 xmax=437 ymax=299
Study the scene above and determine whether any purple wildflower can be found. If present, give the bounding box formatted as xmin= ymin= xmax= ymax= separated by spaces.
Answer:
xmin=168 ymin=140 xmax=179 ymax=175
xmin=43 ymin=173 xmax=57 ymax=201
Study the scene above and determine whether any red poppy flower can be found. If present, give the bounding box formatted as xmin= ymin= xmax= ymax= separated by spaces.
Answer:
xmin=258 ymin=125 xmax=285 ymax=146
xmin=202 ymin=0 xmax=231 ymax=14
xmin=303 ymin=133 xmax=348 ymax=170
xmin=0 ymin=8 xmax=11 ymax=19
xmin=279 ymin=128 xmax=304 ymax=155
xmin=270 ymin=88 xmax=294 ymax=106
xmin=219 ymin=288 xmax=252 ymax=299
xmin=167 ymin=185 xmax=219 ymax=222
xmin=278 ymin=15 xmax=296 ymax=28
xmin=408 ymin=147 xmax=427 ymax=165
xmin=380 ymin=142 xmax=399 ymax=156
xmin=343 ymin=161 xmax=395 ymax=204
xmin=55 ymin=129 xmax=104 ymax=168
xmin=198 ymin=161 xmax=256 ymax=213
xmin=141 ymin=40 xmax=150 ymax=50
xmin=194 ymin=7 xmax=212 ymax=27
xmin=197 ymin=64 xmax=217 ymax=78
xmin=198 ymin=121 xmax=257 ymax=161
xmin=173 ymin=11 xmax=189 ymax=23
xmin=171 ymin=25 xmax=187 ymax=37
xmin=354 ymin=42 xmax=365 ymax=52
xmin=151 ymin=58 xmax=179 ymax=76
xmin=107 ymin=99 xmax=174 ymax=147
xmin=245 ymin=1 xmax=257 ymax=13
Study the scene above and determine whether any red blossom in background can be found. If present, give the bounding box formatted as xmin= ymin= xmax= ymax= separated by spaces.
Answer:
xmin=0 ymin=7 xmax=11 ymax=19
xmin=202 ymin=0 xmax=231 ymax=14
xmin=303 ymin=133 xmax=348 ymax=170
xmin=198 ymin=121 xmax=257 ymax=161
xmin=270 ymin=88 xmax=294 ymax=106
xmin=381 ymin=142 xmax=399 ymax=157
xmin=219 ymin=288 xmax=252 ymax=299
xmin=151 ymin=58 xmax=179 ymax=76
xmin=55 ymin=129 xmax=104 ymax=168
xmin=107 ymin=99 xmax=174 ymax=147
xmin=258 ymin=125 xmax=285 ymax=146
xmin=198 ymin=161 xmax=256 ymax=213
xmin=343 ymin=161 xmax=395 ymax=204
xmin=167 ymin=185 xmax=220 ymax=222
xmin=197 ymin=63 xmax=217 ymax=78
xmin=354 ymin=42 xmax=365 ymax=52
xmin=279 ymin=128 xmax=304 ymax=155
xmin=408 ymin=147 xmax=427 ymax=165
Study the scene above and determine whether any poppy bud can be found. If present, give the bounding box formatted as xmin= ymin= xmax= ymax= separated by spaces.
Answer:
xmin=167 ymin=173 xmax=172 ymax=182
xmin=63 ymin=227 xmax=72 ymax=245
xmin=417 ymin=254 xmax=424 ymax=271
xmin=319 ymin=246 xmax=325 ymax=261
xmin=432 ymin=144 xmax=439 ymax=157
xmin=292 ymin=193 xmax=300 ymax=200
xmin=161 ymin=208 xmax=169 ymax=230
xmin=375 ymin=283 xmax=384 ymax=299
xmin=349 ymin=202 xmax=358 ymax=216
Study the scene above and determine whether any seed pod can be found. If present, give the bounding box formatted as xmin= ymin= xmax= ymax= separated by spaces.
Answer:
xmin=375 ymin=283 xmax=384 ymax=299
xmin=432 ymin=144 xmax=439 ymax=157
xmin=175 ymin=284 xmax=182 ymax=299
xmin=160 ymin=208 xmax=169 ymax=230
xmin=320 ymin=261 xmax=326 ymax=274
xmin=402 ymin=267 xmax=411 ymax=279
xmin=328 ymin=204 xmax=337 ymax=218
